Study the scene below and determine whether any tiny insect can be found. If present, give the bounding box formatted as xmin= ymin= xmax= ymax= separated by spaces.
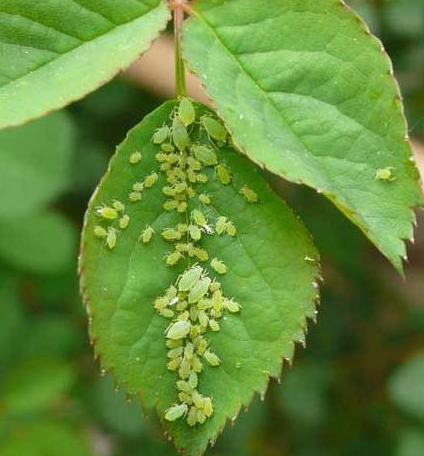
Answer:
xmin=209 ymin=319 xmax=220 ymax=332
xmin=141 ymin=225 xmax=155 ymax=244
xmin=197 ymin=409 xmax=207 ymax=424
xmin=129 ymin=151 xmax=142 ymax=164
xmin=375 ymin=167 xmax=396 ymax=182
xmin=192 ymin=209 xmax=207 ymax=227
xmin=187 ymin=156 xmax=202 ymax=171
xmin=177 ymin=223 xmax=188 ymax=233
xmin=154 ymin=296 xmax=168 ymax=310
xmin=167 ymin=357 xmax=182 ymax=371
xmin=129 ymin=191 xmax=142 ymax=202
xmin=96 ymin=206 xmax=118 ymax=220
xmin=191 ymin=354 xmax=203 ymax=373
xmin=119 ymin=214 xmax=130 ymax=229
xmin=192 ymin=391 xmax=204 ymax=409
xmin=193 ymin=247 xmax=209 ymax=262
xmin=112 ymin=200 xmax=125 ymax=213
xmin=187 ymin=187 xmax=197 ymax=199
xmin=177 ymin=311 xmax=190 ymax=322
xmin=162 ymin=228 xmax=182 ymax=242
xmin=201 ymin=116 xmax=227 ymax=143
xmin=198 ymin=311 xmax=209 ymax=328
xmin=177 ymin=201 xmax=188 ymax=213
xmin=166 ymin=251 xmax=183 ymax=266
xmin=166 ymin=320 xmax=191 ymax=340
xmin=106 ymin=228 xmax=117 ymax=250
xmin=203 ymin=397 xmax=214 ymax=418
xmin=165 ymin=403 xmax=188 ymax=422
xmin=93 ymin=226 xmax=107 ymax=238
xmin=211 ymin=258 xmax=228 ymax=275
xmin=204 ymin=349 xmax=221 ymax=366
xmin=199 ymin=194 xmax=211 ymax=205
xmin=172 ymin=117 xmax=190 ymax=151
xmin=216 ymin=164 xmax=231 ymax=185
xmin=225 ymin=221 xmax=237 ymax=236
xmin=176 ymin=380 xmax=192 ymax=393
xmin=178 ymin=266 xmax=203 ymax=292
xmin=133 ymin=182 xmax=144 ymax=192
xmin=189 ymin=224 xmax=202 ymax=241
xmin=179 ymin=358 xmax=192 ymax=380
xmin=188 ymin=277 xmax=211 ymax=303
xmin=144 ymin=172 xmax=158 ymax=188
xmin=209 ymin=280 xmax=221 ymax=292
xmin=224 ymin=299 xmax=241 ymax=313
xmin=161 ymin=143 xmax=175 ymax=153
xmin=196 ymin=173 xmax=208 ymax=184
xmin=167 ymin=338 xmax=183 ymax=349
xmin=188 ymin=371 xmax=198 ymax=389
xmin=239 ymin=185 xmax=258 ymax=203
xmin=159 ymin=308 xmax=174 ymax=319
xmin=191 ymin=144 xmax=218 ymax=166
xmin=168 ymin=347 xmax=184 ymax=359
xmin=187 ymin=406 xmax=198 ymax=427
xmin=163 ymin=199 xmax=179 ymax=211
xmin=215 ymin=216 xmax=228 ymax=235
xmin=178 ymin=98 xmax=196 ymax=126
xmin=153 ymin=125 xmax=170 ymax=144
xmin=155 ymin=152 xmax=168 ymax=163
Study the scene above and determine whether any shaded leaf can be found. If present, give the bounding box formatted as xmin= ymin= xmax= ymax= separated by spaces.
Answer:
xmin=397 ymin=430 xmax=424 ymax=456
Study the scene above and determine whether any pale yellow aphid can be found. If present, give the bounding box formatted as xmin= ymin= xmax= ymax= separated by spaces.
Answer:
xmin=167 ymin=338 xmax=183 ymax=349
xmin=154 ymin=296 xmax=168 ymax=310
xmin=187 ymin=187 xmax=197 ymax=199
xmin=106 ymin=228 xmax=117 ymax=250
xmin=177 ymin=223 xmax=188 ymax=233
xmin=167 ymin=357 xmax=182 ymax=371
xmin=211 ymin=258 xmax=228 ymax=275
xmin=197 ymin=409 xmax=207 ymax=424
xmin=156 ymin=152 xmax=168 ymax=163
xmin=198 ymin=311 xmax=209 ymax=328
xmin=162 ymin=186 xmax=176 ymax=197
xmin=163 ymin=200 xmax=179 ymax=211
xmin=179 ymin=358 xmax=192 ymax=380
xmin=177 ymin=311 xmax=190 ymax=322
xmin=203 ymin=398 xmax=214 ymax=418
xmin=375 ymin=167 xmax=396 ymax=182
xmin=112 ymin=200 xmax=125 ymax=213
xmin=178 ymin=98 xmax=196 ymax=126
xmin=239 ymin=185 xmax=258 ymax=203
xmin=194 ymin=248 xmax=209 ymax=262
xmin=187 ymin=406 xmax=198 ymax=427
xmin=177 ymin=201 xmax=188 ymax=213
xmin=209 ymin=319 xmax=220 ymax=332
xmin=188 ymin=371 xmax=198 ymax=389
xmin=196 ymin=173 xmax=208 ymax=184
xmin=187 ymin=156 xmax=201 ymax=171
xmin=224 ymin=299 xmax=241 ymax=313
xmin=196 ymin=338 xmax=208 ymax=356
xmin=159 ymin=308 xmax=174 ymax=319
xmin=192 ymin=209 xmax=207 ymax=227
xmin=188 ymin=277 xmax=211 ymax=304
xmin=192 ymin=391 xmax=204 ymax=409
xmin=165 ymin=403 xmax=188 ymax=422
xmin=189 ymin=224 xmax=202 ymax=242
xmin=133 ymin=182 xmax=144 ymax=192
xmin=176 ymin=301 xmax=188 ymax=312
xmin=129 ymin=151 xmax=142 ymax=164
xmin=215 ymin=216 xmax=228 ymax=235
xmin=166 ymin=251 xmax=183 ymax=266
xmin=119 ymin=214 xmax=130 ymax=230
xmin=216 ymin=164 xmax=231 ymax=185
xmin=93 ymin=226 xmax=107 ymax=238
xmin=141 ymin=225 xmax=155 ymax=244
xmin=225 ymin=221 xmax=237 ymax=237
xmin=161 ymin=143 xmax=175 ymax=153
xmin=162 ymin=228 xmax=182 ymax=242
xmin=178 ymin=392 xmax=193 ymax=405
xmin=144 ymin=172 xmax=158 ymax=188
xmin=177 ymin=380 xmax=192 ymax=393
xmin=204 ymin=349 xmax=221 ymax=366
xmin=129 ymin=191 xmax=141 ymax=202
xmin=153 ymin=125 xmax=170 ymax=144
xmin=178 ymin=266 xmax=203 ymax=292
xmin=166 ymin=320 xmax=191 ymax=340
xmin=199 ymin=194 xmax=211 ymax=205
xmin=209 ymin=281 xmax=221 ymax=292
xmin=168 ymin=347 xmax=184 ymax=359
xmin=191 ymin=354 xmax=203 ymax=373
xmin=96 ymin=206 xmax=118 ymax=220
xmin=160 ymin=162 xmax=172 ymax=172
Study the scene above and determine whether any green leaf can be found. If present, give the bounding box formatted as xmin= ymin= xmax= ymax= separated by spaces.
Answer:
xmin=0 ymin=212 xmax=77 ymax=273
xmin=0 ymin=0 xmax=170 ymax=130
xmin=0 ymin=112 xmax=75 ymax=219
xmin=388 ymin=351 xmax=424 ymax=421
xmin=79 ymin=100 xmax=320 ymax=455
xmin=397 ymin=430 xmax=424 ymax=456
xmin=182 ymin=0 xmax=423 ymax=273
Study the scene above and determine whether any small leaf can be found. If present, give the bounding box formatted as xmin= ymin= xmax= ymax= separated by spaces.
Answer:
xmin=183 ymin=0 xmax=423 ymax=273
xmin=0 ymin=0 xmax=171 ymax=130
xmin=79 ymin=101 xmax=320 ymax=455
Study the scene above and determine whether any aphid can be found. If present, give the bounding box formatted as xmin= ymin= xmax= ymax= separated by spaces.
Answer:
xmin=153 ymin=125 xmax=170 ymax=144
xmin=168 ymin=347 xmax=184 ymax=359
xmin=112 ymin=200 xmax=125 ymax=213
xmin=215 ymin=216 xmax=228 ymax=235
xmin=166 ymin=285 xmax=178 ymax=300
xmin=144 ymin=172 xmax=158 ymax=188
xmin=179 ymin=266 xmax=203 ymax=292
xmin=129 ymin=151 xmax=142 ymax=164
xmin=129 ymin=191 xmax=142 ymax=202
xmin=191 ymin=144 xmax=218 ymax=166
xmin=178 ymin=311 xmax=190 ymax=322
xmin=163 ymin=199 xmax=179 ymax=211
xmin=198 ymin=311 xmax=209 ymax=328
xmin=178 ymin=98 xmax=196 ymax=126
xmin=187 ymin=156 xmax=202 ymax=171
xmin=133 ymin=182 xmax=144 ymax=192
xmin=239 ymin=185 xmax=258 ymax=203
xmin=187 ymin=406 xmax=198 ymax=427
xmin=119 ymin=214 xmax=130 ymax=230
xmin=141 ymin=226 xmax=154 ymax=244
xmin=192 ymin=391 xmax=204 ymax=409
xmin=192 ymin=209 xmax=207 ymax=227
xmin=211 ymin=258 xmax=228 ymax=275
xmin=106 ymin=228 xmax=117 ymax=250
xmin=199 ymin=194 xmax=211 ymax=205
xmin=224 ymin=299 xmax=241 ymax=313
xmin=162 ymin=228 xmax=182 ymax=242
xmin=179 ymin=358 xmax=192 ymax=379
xmin=197 ymin=409 xmax=207 ymax=424
xmin=161 ymin=143 xmax=175 ymax=153
xmin=167 ymin=153 xmax=180 ymax=165
xmin=209 ymin=281 xmax=221 ymax=292
xmin=177 ymin=380 xmax=192 ymax=393
xmin=216 ymin=164 xmax=231 ymax=185
xmin=187 ymin=187 xmax=197 ymax=199
xmin=177 ymin=201 xmax=188 ymax=213
xmin=179 ymin=392 xmax=193 ymax=405
xmin=197 ymin=338 xmax=208 ymax=356
xmin=185 ymin=342 xmax=195 ymax=360
xmin=166 ymin=320 xmax=191 ymax=340
xmin=96 ymin=206 xmax=118 ymax=220
xmin=177 ymin=223 xmax=188 ymax=233
xmin=188 ymin=373 xmax=198 ymax=390
xmin=375 ymin=167 xmax=396 ymax=182
xmin=159 ymin=308 xmax=174 ymax=319
xmin=174 ymin=182 xmax=187 ymax=193
xmin=166 ymin=251 xmax=183 ymax=266
xmin=154 ymin=296 xmax=168 ymax=310
xmin=196 ymin=173 xmax=208 ymax=184
xmin=165 ymin=403 xmax=188 ymax=422
xmin=167 ymin=357 xmax=182 ymax=371
xmin=188 ymin=277 xmax=212 ymax=303
xmin=201 ymin=116 xmax=227 ymax=142
xmin=191 ymin=354 xmax=203 ymax=373
xmin=189 ymin=224 xmax=202 ymax=241
xmin=155 ymin=152 xmax=168 ymax=163
xmin=187 ymin=169 xmax=197 ymax=183
xmin=203 ymin=398 xmax=214 ymax=418
xmin=225 ymin=221 xmax=237 ymax=237
xmin=204 ymin=349 xmax=221 ymax=366
xmin=176 ymin=300 xmax=188 ymax=312
xmin=209 ymin=319 xmax=220 ymax=332
xmin=93 ymin=226 xmax=107 ymax=238
xmin=172 ymin=117 xmax=190 ymax=151
xmin=162 ymin=186 xmax=176 ymax=197
xmin=194 ymin=248 xmax=209 ymax=262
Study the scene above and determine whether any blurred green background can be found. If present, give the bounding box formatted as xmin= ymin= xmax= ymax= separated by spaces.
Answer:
xmin=0 ymin=1 xmax=423 ymax=455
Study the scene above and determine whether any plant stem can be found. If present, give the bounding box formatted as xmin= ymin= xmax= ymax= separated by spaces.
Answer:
xmin=174 ymin=0 xmax=186 ymax=98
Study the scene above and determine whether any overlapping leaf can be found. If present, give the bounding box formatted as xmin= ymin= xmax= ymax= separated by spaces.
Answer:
xmin=182 ymin=0 xmax=423 ymax=272
xmin=79 ymin=101 xmax=320 ymax=455
xmin=0 ymin=0 xmax=170 ymax=130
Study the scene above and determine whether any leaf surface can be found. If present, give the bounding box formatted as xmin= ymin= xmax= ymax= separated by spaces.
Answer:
xmin=0 ymin=0 xmax=170 ymax=130
xmin=79 ymin=101 xmax=320 ymax=455
xmin=182 ymin=0 xmax=423 ymax=272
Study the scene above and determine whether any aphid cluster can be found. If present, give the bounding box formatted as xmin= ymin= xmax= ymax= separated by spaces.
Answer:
xmin=91 ymin=98 xmax=259 ymax=426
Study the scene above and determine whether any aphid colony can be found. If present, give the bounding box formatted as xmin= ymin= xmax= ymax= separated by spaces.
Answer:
xmin=92 ymin=98 xmax=258 ymax=426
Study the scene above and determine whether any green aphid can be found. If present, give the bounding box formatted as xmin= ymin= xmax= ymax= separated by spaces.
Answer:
xmin=187 ymin=243 xmax=196 ymax=258
xmin=166 ymin=338 xmax=182 ymax=349
xmin=161 ymin=143 xmax=175 ymax=153
xmin=215 ymin=216 xmax=228 ymax=235
xmin=185 ymin=342 xmax=195 ymax=360
xmin=112 ymin=200 xmax=125 ymax=213
xmin=159 ymin=308 xmax=174 ymax=319
xmin=187 ymin=187 xmax=197 ymax=199
xmin=166 ymin=286 xmax=177 ymax=300
xmin=177 ymin=223 xmax=188 ymax=233
xmin=172 ymin=117 xmax=190 ymax=151
xmin=96 ymin=206 xmax=118 ymax=220
xmin=211 ymin=258 xmax=228 ymax=275
xmin=177 ymin=380 xmax=192 ymax=393
xmin=178 ymin=98 xmax=196 ymax=126
xmin=166 ymin=251 xmax=183 ymax=266
xmin=155 ymin=152 xmax=168 ymax=163
xmin=187 ymin=169 xmax=197 ymax=183
xmin=160 ymin=162 xmax=171 ymax=172
xmin=162 ymin=186 xmax=176 ymax=197
xmin=106 ymin=227 xmax=117 ymax=250
xmin=187 ymin=406 xmax=198 ymax=427
xmin=188 ymin=371 xmax=198 ymax=389
xmin=178 ymin=311 xmax=190 ymax=322
xmin=204 ymin=349 xmax=221 ymax=366
xmin=177 ymin=202 xmax=188 ymax=213
xmin=168 ymin=347 xmax=184 ymax=359
xmin=196 ymin=338 xmax=208 ymax=356
xmin=199 ymin=194 xmax=211 ymax=205
xmin=203 ymin=397 xmax=214 ymax=418
xmin=191 ymin=144 xmax=218 ymax=166
xmin=191 ymin=355 xmax=203 ymax=373
xmin=192 ymin=391 xmax=204 ymax=409
xmin=194 ymin=248 xmax=209 ymax=262
xmin=141 ymin=226 xmax=155 ymax=244
xmin=198 ymin=311 xmax=209 ymax=328
xmin=144 ymin=172 xmax=158 ymax=188
xmin=173 ymin=167 xmax=187 ymax=181
xmin=154 ymin=296 xmax=168 ymax=310
xmin=192 ymin=209 xmax=207 ymax=227
xmin=179 ymin=392 xmax=193 ymax=405
xmin=179 ymin=358 xmax=192 ymax=380
xmin=201 ymin=116 xmax=227 ymax=142
xmin=216 ymin=164 xmax=231 ymax=185
xmin=162 ymin=228 xmax=182 ymax=242
xmin=163 ymin=199 xmax=179 ymax=211
xmin=167 ymin=153 xmax=180 ymax=165
xmin=188 ymin=277 xmax=212 ymax=304
xmin=225 ymin=221 xmax=237 ymax=236
xmin=209 ymin=281 xmax=221 ymax=292
xmin=196 ymin=173 xmax=208 ymax=184
xmin=179 ymin=266 xmax=203 ymax=292
xmin=174 ymin=182 xmax=187 ymax=193
xmin=167 ymin=357 xmax=182 ymax=371
xmin=175 ymin=243 xmax=188 ymax=254
xmin=197 ymin=299 xmax=212 ymax=311
xmin=153 ymin=125 xmax=170 ymax=144
xmin=239 ymin=185 xmax=258 ymax=203
xmin=166 ymin=320 xmax=191 ymax=340
xmin=129 ymin=151 xmax=142 ymax=164
xmin=187 ymin=156 xmax=202 ymax=171
xmin=197 ymin=409 xmax=207 ymax=424
xmin=189 ymin=224 xmax=202 ymax=241
xmin=176 ymin=300 xmax=188 ymax=312
xmin=224 ymin=299 xmax=241 ymax=313
xmin=119 ymin=214 xmax=130 ymax=230
xmin=209 ymin=319 xmax=220 ymax=332
xmin=129 ymin=191 xmax=142 ymax=202
xmin=375 ymin=167 xmax=396 ymax=182
xmin=165 ymin=403 xmax=188 ymax=422
xmin=189 ymin=306 xmax=199 ymax=323
xmin=93 ymin=226 xmax=107 ymax=238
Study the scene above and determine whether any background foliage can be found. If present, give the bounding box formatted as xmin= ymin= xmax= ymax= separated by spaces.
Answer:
xmin=0 ymin=1 xmax=423 ymax=455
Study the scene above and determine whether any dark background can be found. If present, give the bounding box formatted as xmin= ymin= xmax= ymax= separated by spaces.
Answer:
xmin=0 ymin=1 xmax=423 ymax=455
